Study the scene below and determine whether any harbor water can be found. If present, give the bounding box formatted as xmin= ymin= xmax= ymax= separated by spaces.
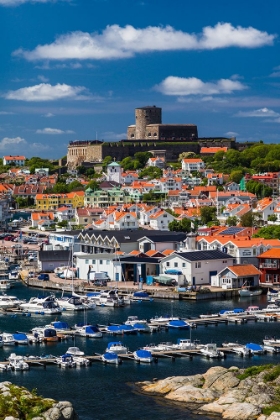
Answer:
xmin=1 ymin=285 xmax=279 ymax=419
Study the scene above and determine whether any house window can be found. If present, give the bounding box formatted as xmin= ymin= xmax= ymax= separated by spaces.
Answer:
xmin=106 ymin=260 xmax=110 ymax=265
xmin=253 ymin=249 xmax=256 ymax=256
xmin=92 ymin=260 xmax=96 ymax=264
xmin=100 ymin=260 xmax=103 ymax=265
xmin=174 ymin=262 xmax=178 ymax=267
xmin=166 ymin=262 xmax=170 ymax=267
xmin=195 ymin=262 xmax=201 ymax=268
xmin=182 ymin=263 xmax=186 ymax=267
xmin=85 ymin=259 xmax=89 ymax=264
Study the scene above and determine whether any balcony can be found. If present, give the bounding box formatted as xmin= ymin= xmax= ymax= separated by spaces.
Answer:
xmin=259 ymin=263 xmax=278 ymax=269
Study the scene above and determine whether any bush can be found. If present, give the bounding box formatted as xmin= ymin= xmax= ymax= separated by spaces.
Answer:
xmin=237 ymin=365 xmax=272 ymax=380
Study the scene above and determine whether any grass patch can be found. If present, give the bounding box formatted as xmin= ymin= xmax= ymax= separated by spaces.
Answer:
xmin=237 ymin=364 xmax=273 ymax=381
xmin=262 ymin=403 xmax=280 ymax=416
xmin=0 ymin=385 xmax=55 ymax=420
xmin=264 ymin=365 xmax=280 ymax=383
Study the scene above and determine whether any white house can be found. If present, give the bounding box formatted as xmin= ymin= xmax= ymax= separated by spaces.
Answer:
xmin=147 ymin=157 xmax=165 ymax=169
xmin=149 ymin=209 xmax=175 ymax=231
xmin=55 ymin=206 xmax=75 ymax=222
xmin=75 ymin=252 xmax=122 ymax=282
xmin=181 ymin=158 xmax=205 ymax=172
xmin=3 ymin=155 xmax=26 ymax=166
xmin=252 ymin=197 xmax=277 ymax=222
xmin=160 ymin=250 xmax=234 ymax=287
xmin=217 ymin=264 xmax=261 ymax=289
xmin=113 ymin=210 xmax=138 ymax=230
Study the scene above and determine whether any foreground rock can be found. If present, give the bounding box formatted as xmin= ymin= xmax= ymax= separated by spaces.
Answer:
xmin=137 ymin=365 xmax=280 ymax=419
xmin=0 ymin=382 xmax=79 ymax=420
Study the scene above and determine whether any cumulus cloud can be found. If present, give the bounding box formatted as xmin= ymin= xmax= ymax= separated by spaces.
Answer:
xmin=36 ymin=127 xmax=74 ymax=134
xmin=37 ymin=75 xmax=49 ymax=82
xmin=236 ymin=107 xmax=280 ymax=117
xmin=13 ymin=23 xmax=275 ymax=61
xmin=4 ymin=83 xmax=88 ymax=101
xmin=43 ymin=112 xmax=55 ymax=117
xmin=0 ymin=111 xmax=14 ymax=115
xmin=155 ymin=76 xmax=247 ymax=96
xmin=30 ymin=142 xmax=51 ymax=150
xmin=0 ymin=136 xmax=26 ymax=150
xmin=101 ymin=131 xmax=127 ymax=140
xmin=225 ymin=131 xmax=239 ymax=137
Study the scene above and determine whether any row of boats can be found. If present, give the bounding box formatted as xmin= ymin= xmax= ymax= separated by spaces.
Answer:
xmin=0 ymin=290 xmax=153 ymax=314
xmin=3 ymin=334 xmax=279 ymax=371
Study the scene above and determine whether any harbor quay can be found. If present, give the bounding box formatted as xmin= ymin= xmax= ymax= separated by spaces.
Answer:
xmin=21 ymin=274 xmax=241 ymax=301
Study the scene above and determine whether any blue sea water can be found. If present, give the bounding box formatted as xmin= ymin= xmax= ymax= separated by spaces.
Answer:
xmin=1 ymin=285 xmax=279 ymax=419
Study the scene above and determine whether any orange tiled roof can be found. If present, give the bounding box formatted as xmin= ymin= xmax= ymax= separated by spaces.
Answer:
xmin=227 ymin=264 xmax=261 ymax=276
xmin=200 ymin=147 xmax=228 ymax=154
xmin=4 ymin=155 xmax=25 ymax=160
xmin=258 ymin=249 xmax=280 ymax=259
xmin=182 ymin=158 xmax=203 ymax=163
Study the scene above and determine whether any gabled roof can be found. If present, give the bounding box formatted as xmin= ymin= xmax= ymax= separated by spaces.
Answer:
xmin=165 ymin=250 xmax=233 ymax=262
xmin=258 ymin=249 xmax=280 ymax=259
xmin=225 ymin=264 xmax=261 ymax=276
xmin=4 ymin=155 xmax=25 ymax=160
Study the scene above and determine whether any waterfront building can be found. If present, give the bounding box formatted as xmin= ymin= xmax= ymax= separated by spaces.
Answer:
xmin=35 ymin=191 xmax=84 ymax=210
xmin=3 ymin=155 xmax=26 ymax=166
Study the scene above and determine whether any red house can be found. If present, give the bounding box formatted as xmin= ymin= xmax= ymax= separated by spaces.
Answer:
xmin=258 ymin=249 xmax=280 ymax=286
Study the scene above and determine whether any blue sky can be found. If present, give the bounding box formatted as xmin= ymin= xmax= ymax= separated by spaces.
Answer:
xmin=0 ymin=0 xmax=280 ymax=158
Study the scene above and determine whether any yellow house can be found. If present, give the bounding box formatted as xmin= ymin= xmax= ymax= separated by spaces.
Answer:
xmin=35 ymin=191 xmax=85 ymax=210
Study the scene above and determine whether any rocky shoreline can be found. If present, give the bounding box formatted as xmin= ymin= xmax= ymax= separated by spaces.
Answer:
xmin=0 ymin=381 xmax=79 ymax=420
xmin=136 ymin=365 xmax=280 ymax=420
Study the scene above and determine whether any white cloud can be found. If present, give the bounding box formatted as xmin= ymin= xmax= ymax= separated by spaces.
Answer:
xmin=37 ymin=75 xmax=49 ymax=82
xmin=0 ymin=136 xmax=26 ymax=150
xmin=4 ymin=83 xmax=88 ymax=101
xmin=43 ymin=112 xmax=55 ymax=117
xmin=0 ymin=0 xmax=64 ymax=6
xmin=101 ymin=131 xmax=126 ymax=140
xmin=13 ymin=23 xmax=275 ymax=61
xmin=36 ymin=127 xmax=74 ymax=134
xmin=155 ymin=76 xmax=247 ymax=96
xmin=236 ymin=107 xmax=280 ymax=117
xmin=30 ymin=142 xmax=51 ymax=150
xmin=0 ymin=111 xmax=14 ymax=115
xmin=225 ymin=131 xmax=239 ymax=137
xmin=269 ymin=71 xmax=280 ymax=78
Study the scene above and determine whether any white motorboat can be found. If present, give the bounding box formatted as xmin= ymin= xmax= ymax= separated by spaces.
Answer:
xmin=72 ymin=356 xmax=90 ymax=366
xmin=245 ymin=343 xmax=265 ymax=354
xmin=125 ymin=315 xmax=148 ymax=326
xmin=239 ymin=287 xmax=262 ymax=297
xmin=56 ymin=354 xmax=76 ymax=368
xmin=97 ymin=290 xmax=124 ymax=307
xmin=2 ymin=332 xmax=15 ymax=346
xmin=0 ymin=294 xmax=26 ymax=309
xmin=142 ymin=342 xmax=174 ymax=352
xmin=74 ymin=325 xmax=102 ymax=338
xmin=105 ymin=341 xmax=128 ymax=355
xmin=263 ymin=336 xmax=280 ymax=346
xmin=168 ymin=338 xmax=197 ymax=350
xmin=66 ymin=346 xmax=84 ymax=356
xmin=222 ymin=342 xmax=251 ymax=357
xmin=101 ymin=352 xmax=120 ymax=364
xmin=263 ymin=344 xmax=280 ymax=353
xmin=31 ymin=327 xmax=58 ymax=342
xmin=55 ymin=295 xmax=87 ymax=311
xmin=0 ymin=362 xmax=11 ymax=371
xmin=0 ymin=279 xmax=11 ymax=291
xmin=13 ymin=333 xmax=28 ymax=345
xmin=133 ymin=349 xmax=153 ymax=363
xmin=20 ymin=295 xmax=62 ymax=314
xmin=200 ymin=343 xmax=224 ymax=358
xmin=149 ymin=315 xmax=180 ymax=325
xmin=8 ymin=353 xmax=29 ymax=371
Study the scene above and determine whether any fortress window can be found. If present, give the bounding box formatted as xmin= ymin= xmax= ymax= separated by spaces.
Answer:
xmin=148 ymin=132 xmax=151 ymax=137
xmin=153 ymin=133 xmax=157 ymax=136
xmin=130 ymin=134 xmax=134 ymax=138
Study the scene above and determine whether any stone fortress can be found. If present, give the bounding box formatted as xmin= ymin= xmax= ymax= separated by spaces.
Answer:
xmin=67 ymin=105 xmax=237 ymax=169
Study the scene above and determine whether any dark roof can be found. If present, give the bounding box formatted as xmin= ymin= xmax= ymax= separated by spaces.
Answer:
xmin=38 ymin=250 xmax=71 ymax=262
xmin=172 ymin=250 xmax=233 ymax=262
xmin=99 ymin=181 xmax=122 ymax=189
xmin=80 ymin=229 xmax=187 ymax=244
xmin=115 ymin=256 xmax=161 ymax=264
xmin=51 ymin=230 xmax=82 ymax=236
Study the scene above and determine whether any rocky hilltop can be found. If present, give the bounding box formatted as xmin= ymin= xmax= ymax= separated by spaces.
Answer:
xmin=137 ymin=365 xmax=280 ymax=420
xmin=0 ymin=381 xmax=79 ymax=420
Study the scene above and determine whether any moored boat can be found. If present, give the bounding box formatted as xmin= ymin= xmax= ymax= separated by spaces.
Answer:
xmin=133 ymin=349 xmax=153 ymax=363
xmin=8 ymin=353 xmax=29 ymax=370
xmin=101 ymin=352 xmax=119 ymax=364
xmin=200 ymin=343 xmax=224 ymax=358
xmin=105 ymin=341 xmax=128 ymax=355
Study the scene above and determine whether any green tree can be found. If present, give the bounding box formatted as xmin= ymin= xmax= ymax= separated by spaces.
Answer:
xmin=67 ymin=180 xmax=84 ymax=191
xmin=200 ymin=206 xmax=217 ymax=225
xmin=253 ymin=225 xmax=280 ymax=239
xmin=87 ymin=180 xmax=100 ymax=191
xmin=134 ymin=152 xmax=152 ymax=167
xmin=52 ymin=183 xmax=69 ymax=193
xmin=226 ymin=216 xmax=238 ymax=226
xmin=138 ymin=166 xmax=162 ymax=179
xmin=168 ymin=218 xmax=191 ymax=232
xmin=230 ymin=170 xmax=244 ymax=184
xmin=240 ymin=211 xmax=255 ymax=227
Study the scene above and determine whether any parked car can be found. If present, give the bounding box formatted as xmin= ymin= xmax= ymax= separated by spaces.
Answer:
xmin=38 ymin=274 xmax=49 ymax=281
xmin=4 ymin=235 xmax=15 ymax=241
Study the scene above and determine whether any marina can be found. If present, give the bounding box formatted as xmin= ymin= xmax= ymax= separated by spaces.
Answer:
xmin=1 ymin=284 xmax=280 ymax=419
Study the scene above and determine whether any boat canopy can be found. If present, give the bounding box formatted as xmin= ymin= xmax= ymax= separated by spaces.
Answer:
xmin=135 ymin=349 xmax=152 ymax=358
xmin=13 ymin=333 xmax=28 ymax=341
xmin=245 ymin=343 xmax=263 ymax=351
xmin=153 ymin=275 xmax=175 ymax=285
xmin=168 ymin=320 xmax=189 ymax=328
xmin=133 ymin=292 xmax=149 ymax=298
xmin=165 ymin=269 xmax=183 ymax=275
xmin=85 ymin=325 xmax=100 ymax=333
xmin=107 ymin=342 xmax=122 ymax=349
xmin=44 ymin=328 xmax=57 ymax=338
xmin=103 ymin=352 xmax=118 ymax=360
xmin=52 ymin=321 xmax=70 ymax=330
